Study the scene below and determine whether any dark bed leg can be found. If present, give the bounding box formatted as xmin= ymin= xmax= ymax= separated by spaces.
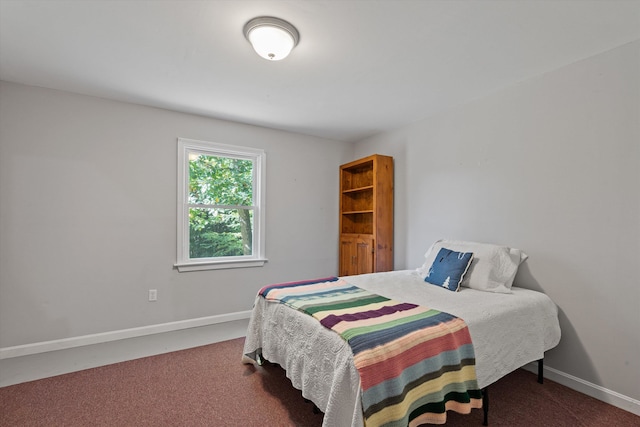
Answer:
xmin=481 ymin=360 xmax=541 ymax=426
xmin=304 ymin=398 xmax=321 ymax=414
xmin=538 ymin=359 xmax=544 ymax=384
xmin=482 ymin=387 xmax=489 ymax=426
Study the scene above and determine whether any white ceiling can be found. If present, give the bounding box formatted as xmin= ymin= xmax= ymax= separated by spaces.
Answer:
xmin=1 ymin=0 xmax=639 ymax=142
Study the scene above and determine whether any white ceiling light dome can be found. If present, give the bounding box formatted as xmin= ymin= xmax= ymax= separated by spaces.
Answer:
xmin=243 ymin=16 xmax=300 ymax=61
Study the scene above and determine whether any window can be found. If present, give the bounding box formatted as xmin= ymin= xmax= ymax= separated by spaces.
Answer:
xmin=175 ymin=138 xmax=266 ymax=272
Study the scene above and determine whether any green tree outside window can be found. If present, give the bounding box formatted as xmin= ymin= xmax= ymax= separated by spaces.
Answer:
xmin=188 ymin=154 xmax=254 ymax=258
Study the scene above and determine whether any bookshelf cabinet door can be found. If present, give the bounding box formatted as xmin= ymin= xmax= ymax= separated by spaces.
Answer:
xmin=340 ymin=235 xmax=374 ymax=276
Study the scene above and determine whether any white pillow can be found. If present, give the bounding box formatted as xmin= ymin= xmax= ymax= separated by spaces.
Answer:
xmin=417 ymin=239 xmax=528 ymax=293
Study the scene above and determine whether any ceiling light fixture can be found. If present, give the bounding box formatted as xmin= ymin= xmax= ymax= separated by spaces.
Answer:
xmin=243 ymin=16 xmax=299 ymax=61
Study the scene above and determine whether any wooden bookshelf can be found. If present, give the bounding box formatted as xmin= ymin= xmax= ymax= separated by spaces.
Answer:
xmin=339 ymin=154 xmax=393 ymax=276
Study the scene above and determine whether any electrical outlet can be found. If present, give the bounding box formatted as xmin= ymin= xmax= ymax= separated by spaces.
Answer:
xmin=148 ymin=289 xmax=158 ymax=302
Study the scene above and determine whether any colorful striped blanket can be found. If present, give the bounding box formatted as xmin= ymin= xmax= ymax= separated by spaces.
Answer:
xmin=259 ymin=277 xmax=483 ymax=426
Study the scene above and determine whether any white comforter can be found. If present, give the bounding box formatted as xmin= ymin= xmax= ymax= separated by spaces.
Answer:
xmin=242 ymin=270 xmax=561 ymax=427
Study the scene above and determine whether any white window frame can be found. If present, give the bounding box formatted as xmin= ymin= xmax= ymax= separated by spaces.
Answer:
xmin=175 ymin=138 xmax=267 ymax=272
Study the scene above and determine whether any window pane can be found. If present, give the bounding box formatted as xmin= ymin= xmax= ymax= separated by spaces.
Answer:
xmin=189 ymin=207 xmax=253 ymax=259
xmin=188 ymin=154 xmax=253 ymax=206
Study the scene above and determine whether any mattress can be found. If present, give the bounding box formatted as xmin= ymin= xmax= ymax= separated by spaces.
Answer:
xmin=242 ymin=270 xmax=561 ymax=427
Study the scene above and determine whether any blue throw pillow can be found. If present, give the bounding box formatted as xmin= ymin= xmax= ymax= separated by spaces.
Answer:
xmin=425 ymin=248 xmax=474 ymax=292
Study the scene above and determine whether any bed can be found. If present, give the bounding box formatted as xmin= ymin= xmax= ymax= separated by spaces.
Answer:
xmin=242 ymin=241 xmax=561 ymax=426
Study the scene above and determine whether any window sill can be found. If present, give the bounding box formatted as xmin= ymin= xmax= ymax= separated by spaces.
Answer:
xmin=174 ymin=258 xmax=268 ymax=272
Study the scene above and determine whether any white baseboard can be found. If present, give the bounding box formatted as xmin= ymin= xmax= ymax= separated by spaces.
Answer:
xmin=0 ymin=311 xmax=251 ymax=387
xmin=523 ymin=361 xmax=640 ymax=417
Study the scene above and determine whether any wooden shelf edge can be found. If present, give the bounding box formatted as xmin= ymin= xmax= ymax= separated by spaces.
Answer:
xmin=342 ymin=210 xmax=374 ymax=215
xmin=342 ymin=185 xmax=374 ymax=194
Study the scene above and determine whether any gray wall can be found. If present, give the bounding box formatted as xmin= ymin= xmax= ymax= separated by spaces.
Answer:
xmin=354 ymin=41 xmax=640 ymax=401
xmin=0 ymin=81 xmax=352 ymax=347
